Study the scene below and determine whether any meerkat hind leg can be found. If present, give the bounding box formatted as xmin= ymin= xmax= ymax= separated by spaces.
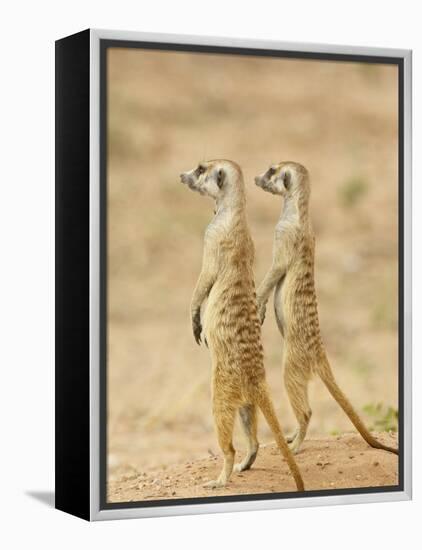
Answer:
xmin=203 ymin=402 xmax=236 ymax=489
xmin=284 ymin=360 xmax=312 ymax=454
xmin=234 ymin=404 xmax=259 ymax=472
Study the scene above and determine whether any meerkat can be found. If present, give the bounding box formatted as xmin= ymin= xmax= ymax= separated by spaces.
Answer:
xmin=180 ymin=159 xmax=304 ymax=491
xmin=255 ymin=161 xmax=398 ymax=456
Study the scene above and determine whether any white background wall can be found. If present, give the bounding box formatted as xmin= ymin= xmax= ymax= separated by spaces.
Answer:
xmin=0 ymin=1 xmax=419 ymax=548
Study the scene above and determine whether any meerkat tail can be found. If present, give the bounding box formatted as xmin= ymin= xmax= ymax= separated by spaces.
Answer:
xmin=316 ymin=357 xmax=398 ymax=455
xmin=257 ymin=391 xmax=305 ymax=491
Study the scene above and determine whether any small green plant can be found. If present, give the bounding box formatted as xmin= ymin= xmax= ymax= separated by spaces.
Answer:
xmin=362 ymin=402 xmax=398 ymax=432
xmin=338 ymin=177 xmax=368 ymax=208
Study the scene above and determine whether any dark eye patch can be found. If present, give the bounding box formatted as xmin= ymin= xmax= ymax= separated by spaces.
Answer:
xmin=267 ymin=167 xmax=276 ymax=177
xmin=196 ymin=165 xmax=206 ymax=176
xmin=216 ymin=168 xmax=225 ymax=188
xmin=283 ymin=171 xmax=291 ymax=189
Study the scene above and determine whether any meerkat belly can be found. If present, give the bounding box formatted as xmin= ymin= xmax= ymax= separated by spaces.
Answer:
xmin=204 ymin=284 xmax=246 ymax=333
xmin=277 ymin=272 xmax=303 ymax=332
xmin=204 ymin=279 xmax=260 ymax=359
xmin=281 ymin=269 xmax=321 ymax=352
xmin=202 ymin=283 xmax=223 ymax=334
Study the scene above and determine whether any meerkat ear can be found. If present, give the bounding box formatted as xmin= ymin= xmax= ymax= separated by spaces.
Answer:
xmin=282 ymin=170 xmax=291 ymax=190
xmin=216 ymin=169 xmax=225 ymax=189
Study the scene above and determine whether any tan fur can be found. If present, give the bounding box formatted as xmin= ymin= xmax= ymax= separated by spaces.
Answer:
xmin=255 ymin=161 xmax=398 ymax=455
xmin=180 ymin=160 xmax=304 ymax=490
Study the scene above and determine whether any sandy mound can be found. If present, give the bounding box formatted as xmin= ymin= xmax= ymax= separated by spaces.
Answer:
xmin=108 ymin=432 xmax=398 ymax=503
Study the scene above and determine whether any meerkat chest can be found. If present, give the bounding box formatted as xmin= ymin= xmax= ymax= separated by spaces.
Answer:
xmin=275 ymin=218 xmax=296 ymax=238
xmin=206 ymin=208 xmax=232 ymax=233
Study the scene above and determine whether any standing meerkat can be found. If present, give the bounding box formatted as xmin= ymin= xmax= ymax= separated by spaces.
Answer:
xmin=255 ymin=161 xmax=398 ymax=455
xmin=180 ymin=159 xmax=304 ymax=491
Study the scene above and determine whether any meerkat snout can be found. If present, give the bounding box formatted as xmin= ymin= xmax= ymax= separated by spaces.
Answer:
xmin=180 ymin=171 xmax=193 ymax=187
xmin=180 ymin=168 xmax=206 ymax=195
xmin=254 ymin=166 xmax=280 ymax=193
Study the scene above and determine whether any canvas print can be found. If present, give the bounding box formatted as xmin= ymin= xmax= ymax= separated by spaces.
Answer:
xmin=104 ymin=46 xmax=399 ymax=504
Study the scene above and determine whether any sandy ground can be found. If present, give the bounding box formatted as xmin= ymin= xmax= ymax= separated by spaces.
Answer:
xmin=106 ymin=49 xmax=399 ymax=501
xmin=108 ymin=432 xmax=398 ymax=502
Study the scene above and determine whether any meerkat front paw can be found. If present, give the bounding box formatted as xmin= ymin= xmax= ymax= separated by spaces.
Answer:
xmin=192 ymin=311 xmax=202 ymax=345
xmin=257 ymin=304 xmax=266 ymax=325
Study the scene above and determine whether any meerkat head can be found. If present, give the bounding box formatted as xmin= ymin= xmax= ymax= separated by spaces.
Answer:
xmin=180 ymin=160 xmax=244 ymax=203
xmin=254 ymin=161 xmax=309 ymax=199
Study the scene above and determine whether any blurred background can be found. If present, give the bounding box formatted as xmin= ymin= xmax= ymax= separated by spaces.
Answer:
xmin=106 ymin=47 xmax=398 ymax=493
